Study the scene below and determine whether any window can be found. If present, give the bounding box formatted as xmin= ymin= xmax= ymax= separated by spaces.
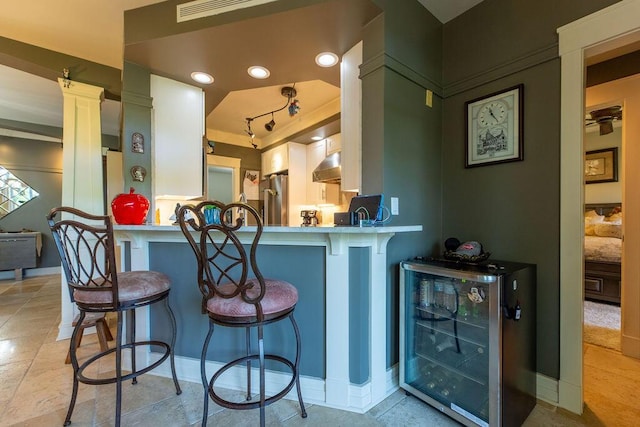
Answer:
xmin=0 ymin=166 xmax=39 ymax=218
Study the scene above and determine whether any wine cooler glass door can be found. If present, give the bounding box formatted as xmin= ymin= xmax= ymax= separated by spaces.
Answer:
xmin=401 ymin=264 xmax=498 ymax=427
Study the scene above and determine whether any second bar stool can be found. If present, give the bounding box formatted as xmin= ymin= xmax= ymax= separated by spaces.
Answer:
xmin=178 ymin=201 xmax=307 ymax=427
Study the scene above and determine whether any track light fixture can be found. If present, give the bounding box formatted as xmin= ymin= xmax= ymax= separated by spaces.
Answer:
xmin=244 ymin=85 xmax=299 ymax=139
xmin=265 ymin=113 xmax=276 ymax=132
xmin=244 ymin=119 xmax=258 ymax=149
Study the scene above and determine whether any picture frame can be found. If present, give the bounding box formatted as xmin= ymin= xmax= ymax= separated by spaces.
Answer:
xmin=131 ymin=132 xmax=144 ymax=153
xmin=465 ymin=84 xmax=524 ymax=168
xmin=585 ymin=147 xmax=618 ymax=184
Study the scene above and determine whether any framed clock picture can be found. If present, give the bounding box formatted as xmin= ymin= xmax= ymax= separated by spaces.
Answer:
xmin=465 ymin=84 xmax=524 ymax=168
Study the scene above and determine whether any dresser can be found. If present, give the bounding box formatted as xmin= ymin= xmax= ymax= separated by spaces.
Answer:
xmin=0 ymin=232 xmax=41 ymax=280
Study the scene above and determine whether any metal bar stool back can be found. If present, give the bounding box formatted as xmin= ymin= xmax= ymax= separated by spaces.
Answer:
xmin=47 ymin=206 xmax=181 ymax=426
xmin=177 ymin=201 xmax=307 ymax=427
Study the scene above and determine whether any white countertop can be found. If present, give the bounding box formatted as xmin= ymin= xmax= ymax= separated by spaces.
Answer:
xmin=114 ymin=224 xmax=422 ymax=234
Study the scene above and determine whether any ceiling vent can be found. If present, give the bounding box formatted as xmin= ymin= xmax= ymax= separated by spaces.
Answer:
xmin=177 ymin=0 xmax=278 ymax=22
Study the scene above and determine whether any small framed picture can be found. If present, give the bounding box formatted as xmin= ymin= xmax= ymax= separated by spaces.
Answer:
xmin=131 ymin=132 xmax=144 ymax=153
xmin=585 ymin=147 xmax=618 ymax=184
xmin=465 ymin=84 xmax=524 ymax=168
xmin=131 ymin=166 xmax=147 ymax=182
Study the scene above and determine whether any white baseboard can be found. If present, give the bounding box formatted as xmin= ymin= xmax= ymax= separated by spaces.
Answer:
xmin=140 ymin=352 xmax=400 ymax=412
xmin=536 ymin=373 xmax=559 ymax=405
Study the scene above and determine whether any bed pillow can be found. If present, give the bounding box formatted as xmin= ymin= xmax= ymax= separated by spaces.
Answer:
xmin=594 ymin=222 xmax=622 ymax=239
xmin=606 ymin=212 xmax=622 ymax=224
xmin=585 ymin=212 xmax=604 ymax=236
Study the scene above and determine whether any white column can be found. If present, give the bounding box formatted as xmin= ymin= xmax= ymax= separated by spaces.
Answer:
xmin=57 ymin=78 xmax=105 ymax=340
xmin=325 ymin=233 xmax=351 ymax=407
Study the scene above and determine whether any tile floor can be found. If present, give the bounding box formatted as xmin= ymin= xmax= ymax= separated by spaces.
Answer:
xmin=1 ymin=274 xmax=639 ymax=426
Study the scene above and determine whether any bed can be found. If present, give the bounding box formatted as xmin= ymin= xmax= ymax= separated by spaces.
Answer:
xmin=584 ymin=203 xmax=622 ymax=305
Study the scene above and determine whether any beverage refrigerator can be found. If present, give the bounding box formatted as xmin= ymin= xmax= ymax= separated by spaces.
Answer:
xmin=399 ymin=258 xmax=536 ymax=427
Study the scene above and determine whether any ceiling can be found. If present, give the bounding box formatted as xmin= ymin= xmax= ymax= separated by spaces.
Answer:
xmin=0 ymin=0 xmax=486 ymax=145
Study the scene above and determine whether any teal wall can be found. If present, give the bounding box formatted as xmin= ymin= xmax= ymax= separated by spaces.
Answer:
xmin=148 ymin=242 xmax=327 ymax=378
xmin=441 ymin=0 xmax=620 ymax=378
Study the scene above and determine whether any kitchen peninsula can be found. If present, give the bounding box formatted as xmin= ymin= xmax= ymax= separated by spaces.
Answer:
xmin=112 ymin=223 xmax=421 ymax=412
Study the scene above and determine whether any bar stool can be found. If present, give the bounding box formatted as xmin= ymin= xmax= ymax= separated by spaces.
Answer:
xmin=47 ymin=206 xmax=181 ymax=427
xmin=177 ymin=201 xmax=307 ymax=427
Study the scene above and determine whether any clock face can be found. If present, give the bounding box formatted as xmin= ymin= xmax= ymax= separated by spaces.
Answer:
xmin=477 ymin=101 xmax=507 ymax=127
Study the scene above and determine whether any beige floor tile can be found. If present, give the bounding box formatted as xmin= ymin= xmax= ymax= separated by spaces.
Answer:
xmin=179 ymin=379 xmax=225 ymax=425
xmin=0 ymin=360 xmax=31 ymax=401
xmin=0 ymin=294 xmax=31 ymax=307
xmin=377 ymin=395 xmax=459 ymax=427
xmin=0 ymin=304 xmax=25 ymax=317
xmin=0 ymin=333 xmax=48 ymax=365
xmin=3 ymin=362 xmax=96 ymax=424
xmin=93 ymin=371 xmax=184 ymax=426
xmin=12 ymin=306 xmax=60 ymax=324
xmin=117 ymin=396 xmax=191 ymax=427
xmin=1 ymin=285 xmax=43 ymax=296
xmin=4 ymin=398 xmax=97 ymax=427
xmin=0 ymin=317 xmax=57 ymax=340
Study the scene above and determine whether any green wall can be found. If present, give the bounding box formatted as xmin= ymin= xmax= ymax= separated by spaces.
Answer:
xmin=366 ymin=1 xmax=443 ymax=368
xmin=0 ymin=36 xmax=121 ymax=101
xmin=0 ymin=137 xmax=63 ymax=272
xmin=121 ymin=62 xmax=153 ymax=207
xmin=441 ymin=0 xmax=620 ymax=379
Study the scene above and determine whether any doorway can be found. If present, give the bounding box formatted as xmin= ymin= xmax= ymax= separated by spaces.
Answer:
xmin=583 ymin=94 xmax=626 ymax=354
xmin=558 ymin=0 xmax=640 ymax=415
xmin=206 ymin=154 xmax=240 ymax=201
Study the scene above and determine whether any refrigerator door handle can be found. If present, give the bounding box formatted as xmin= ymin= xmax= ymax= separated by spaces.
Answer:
xmin=263 ymin=188 xmax=276 ymax=226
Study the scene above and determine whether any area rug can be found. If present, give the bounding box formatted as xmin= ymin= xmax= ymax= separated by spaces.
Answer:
xmin=583 ymin=301 xmax=621 ymax=351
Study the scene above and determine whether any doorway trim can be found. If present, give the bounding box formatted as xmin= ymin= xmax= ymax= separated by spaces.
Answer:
xmin=206 ymin=154 xmax=241 ymax=202
xmin=558 ymin=0 xmax=640 ymax=414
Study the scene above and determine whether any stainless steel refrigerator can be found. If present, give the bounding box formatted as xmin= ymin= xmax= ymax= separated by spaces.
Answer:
xmin=400 ymin=258 xmax=536 ymax=427
xmin=260 ymin=174 xmax=288 ymax=226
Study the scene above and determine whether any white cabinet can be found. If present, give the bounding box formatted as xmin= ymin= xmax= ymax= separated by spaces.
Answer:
xmin=151 ymin=75 xmax=204 ymax=198
xmin=340 ymin=41 xmax=362 ymax=192
xmin=306 ymin=140 xmax=339 ymax=206
xmin=325 ymin=133 xmax=342 ymax=155
xmin=261 ymin=143 xmax=289 ymax=177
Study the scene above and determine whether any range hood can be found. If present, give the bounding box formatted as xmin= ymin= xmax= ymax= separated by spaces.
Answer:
xmin=312 ymin=152 xmax=341 ymax=184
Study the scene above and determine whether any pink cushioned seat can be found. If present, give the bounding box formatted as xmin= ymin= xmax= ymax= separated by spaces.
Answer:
xmin=207 ymin=279 xmax=298 ymax=323
xmin=74 ymin=271 xmax=171 ymax=305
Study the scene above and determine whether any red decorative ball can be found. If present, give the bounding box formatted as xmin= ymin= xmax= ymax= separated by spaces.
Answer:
xmin=111 ymin=187 xmax=150 ymax=225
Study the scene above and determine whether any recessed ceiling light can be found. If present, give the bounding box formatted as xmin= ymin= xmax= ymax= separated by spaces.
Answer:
xmin=315 ymin=52 xmax=339 ymax=67
xmin=190 ymin=72 xmax=214 ymax=84
xmin=248 ymin=66 xmax=270 ymax=79
xmin=311 ymin=136 xmax=323 ymax=141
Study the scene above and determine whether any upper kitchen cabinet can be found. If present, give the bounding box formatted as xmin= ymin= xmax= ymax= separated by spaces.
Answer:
xmin=325 ymin=133 xmax=342 ymax=155
xmin=340 ymin=41 xmax=362 ymax=192
xmin=261 ymin=143 xmax=290 ymax=177
xmin=150 ymin=75 xmax=204 ymax=198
